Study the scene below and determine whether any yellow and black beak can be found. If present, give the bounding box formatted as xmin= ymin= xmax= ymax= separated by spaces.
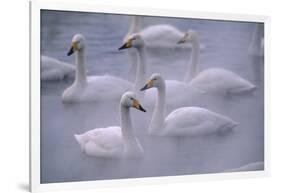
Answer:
xmin=67 ymin=42 xmax=78 ymax=56
xmin=140 ymin=79 xmax=153 ymax=91
xmin=118 ymin=39 xmax=132 ymax=50
xmin=132 ymin=99 xmax=146 ymax=112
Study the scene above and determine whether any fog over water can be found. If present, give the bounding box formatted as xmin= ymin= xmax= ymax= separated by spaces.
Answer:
xmin=41 ymin=10 xmax=264 ymax=183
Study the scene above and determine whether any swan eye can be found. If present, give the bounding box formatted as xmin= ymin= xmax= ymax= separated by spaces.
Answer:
xmin=130 ymin=97 xmax=134 ymax=100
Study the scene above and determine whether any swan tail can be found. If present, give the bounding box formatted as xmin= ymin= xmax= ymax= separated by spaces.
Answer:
xmin=248 ymin=84 xmax=257 ymax=92
xmin=219 ymin=120 xmax=239 ymax=134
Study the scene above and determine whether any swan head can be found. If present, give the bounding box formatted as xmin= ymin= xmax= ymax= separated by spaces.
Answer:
xmin=67 ymin=34 xmax=86 ymax=56
xmin=119 ymin=33 xmax=144 ymax=50
xmin=140 ymin=73 xmax=164 ymax=91
xmin=177 ymin=30 xmax=197 ymax=44
xmin=121 ymin=92 xmax=146 ymax=112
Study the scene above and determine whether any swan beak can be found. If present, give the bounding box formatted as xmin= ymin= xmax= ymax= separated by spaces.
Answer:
xmin=140 ymin=80 xmax=153 ymax=91
xmin=177 ymin=33 xmax=188 ymax=44
xmin=67 ymin=42 xmax=78 ymax=56
xmin=133 ymin=99 xmax=146 ymax=112
xmin=177 ymin=39 xmax=186 ymax=44
xmin=118 ymin=39 xmax=132 ymax=50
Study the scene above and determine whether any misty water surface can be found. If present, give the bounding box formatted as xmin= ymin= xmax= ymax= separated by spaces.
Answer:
xmin=40 ymin=10 xmax=264 ymax=183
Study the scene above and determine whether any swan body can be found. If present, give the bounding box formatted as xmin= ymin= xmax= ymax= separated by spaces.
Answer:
xmin=144 ymin=80 xmax=202 ymax=108
xmin=188 ymin=68 xmax=256 ymax=95
xmin=163 ymin=106 xmax=238 ymax=136
xmin=141 ymin=74 xmax=238 ymax=136
xmin=62 ymin=34 xmax=133 ymax=103
xmin=62 ymin=75 xmax=132 ymax=103
xmin=140 ymin=24 xmax=184 ymax=46
xmin=74 ymin=92 xmax=146 ymax=158
xmin=178 ymin=30 xmax=256 ymax=95
xmin=41 ymin=55 xmax=75 ymax=81
xmin=123 ymin=17 xmax=204 ymax=78
xmin=121 ymin=33 xmax=203 ymax=107
xmin=225 ymin=162 xmax=264 ymax=172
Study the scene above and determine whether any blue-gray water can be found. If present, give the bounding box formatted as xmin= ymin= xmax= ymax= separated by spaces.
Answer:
xmin=41 ymin=10 xmax=264 ymax=183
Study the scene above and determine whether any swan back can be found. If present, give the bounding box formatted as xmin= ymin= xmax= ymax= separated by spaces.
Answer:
xmin=62 ymin=75 xmax=132 ymax=103
xmin=41 ymin=56 xmax=75 ymax=80
xmin=74 ymin=127 xmax=124 ymax=158
xmin=163 ymin=107 xmax=238 ymax=136
xmin=140 ymin=24 xmax=184 ymax=45
xmin=188 ymin=68 xmax=256 ymax=94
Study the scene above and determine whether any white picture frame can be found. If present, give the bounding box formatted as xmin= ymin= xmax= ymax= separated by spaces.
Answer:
xmin=30 ymin=0 xmax=270 ymax=192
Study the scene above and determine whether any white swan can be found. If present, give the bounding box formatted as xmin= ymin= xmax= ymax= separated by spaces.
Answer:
xmin=62 ymin=34 xmax=133 ymax=103
xmin=125 ymin=16 xmax=203 ymax=49
xmin=224 ymin=161 xmax=264 ymax=172
xmin=140 ymin=73 xmax=238 ymax=136
xmin=120 ymin=33 xmax=202 ymax=107
xmin=177 ymin=30 xmax=256 ymax=95
xmin=41 ymin=55 xmax=75 ymax=81
xmin=123 ymin=17 xmax=205 ymax=79
xmin=74 ymin=92 xmax=146 ymax=158
xmin=140 ymin=24 xmax=186 ymax=48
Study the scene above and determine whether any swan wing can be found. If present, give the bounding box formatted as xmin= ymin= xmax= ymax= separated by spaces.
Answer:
xmin=82 ymin=75 xmax=133 ymax=101
xmin=41 ymin=68 xmax=64 ymax=81
xmin=144 ymin=80 xmax=190 ymax=107
xmin=81 ymin=127 xmax=124 ymax=158
xmin=41 ymin=55 xmax=75 ymax=80
xmin=189 ymin=68 xmax=256 ymax=94
xmin=42 ymin=55 xmax=75 ymax=73
xmin=140 ymin=24 xmax=183 ymax=44
xmin=164 ymin=107 xmax=237 ymax=136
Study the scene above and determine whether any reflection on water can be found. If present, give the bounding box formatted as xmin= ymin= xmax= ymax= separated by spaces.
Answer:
xmin=41 ymin=10 xmax=264 ymax=183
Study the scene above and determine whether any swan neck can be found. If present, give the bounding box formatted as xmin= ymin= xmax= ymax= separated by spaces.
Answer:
xmin=75 ymin=48 xmax=87 ymax=85
xmin=184 ymin=37 xmax=199 ymax=83
xmin=120 ymin=105 xmax=135 ymax=143
xmin=134 ymin=47 xmax=146 ymax=96
xmin=150 ymin=82 xmax=166 ymax=134
xmin=129 ymin=16 xmax=143 ymax=34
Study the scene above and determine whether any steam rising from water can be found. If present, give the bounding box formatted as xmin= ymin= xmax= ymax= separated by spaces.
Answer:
xmin=40 ymin=10 xmax=264 ymax=183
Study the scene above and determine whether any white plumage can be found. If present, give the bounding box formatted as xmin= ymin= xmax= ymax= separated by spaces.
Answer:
xmin=144 ymin=80 xmax=202 ymax=108
xmin=74 ymin=92 xmax=146 ymax=158
xmin=62 ymin=34 xmax=132 ymax=103
xmin=189 ymin=68 xmax=256 ymax=95
xmin=163 ymin=106 xmax=238 ymax=136
xmin=178 ymin=30 xmax=256 ymax=95
xmin=62 ymin=75 xmax=132 ymax=103
xmin=121 ymin=31 xmax=204 ymax=108
xmin=141 ymin=73 xmax=238 ymax=136
xmin=140 ymin=24 xmax=184 ymax=47
xmin=41 ymin=55 xmax=75 ymax=81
